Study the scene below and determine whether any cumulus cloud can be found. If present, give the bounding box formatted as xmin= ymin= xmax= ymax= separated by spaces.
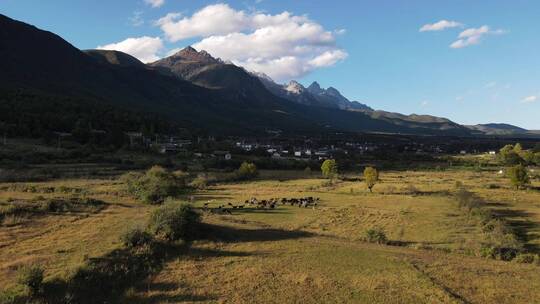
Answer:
xmin=308 ymin=50 xmax=348 ymax=67
xmin=157 ymin=4 xmax=248 ymax=41
xmin=157 ymin=3 xmax=347 ymax=81
xmin=521 ymin=95 xmax=538 ymax=103
xmin=419 ymin=20 xmax=463 ymax=32
xmin=97 ymin=36 xmax=164 ymax=63
xmin=450 ymin=25 xmax=505 ymax=49
xmin=144 ymin=0 xmax=164 ymax=8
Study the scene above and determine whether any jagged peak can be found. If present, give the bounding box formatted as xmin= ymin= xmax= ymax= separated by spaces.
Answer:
xmin=170 ymin=46 xmax=219 ymax=63
xmin=251 ymin=71 xmax=274 ymax=82
xmin=182 ymin=46 xmax=197 ymax=52
xmin=326 ymin=87 xmax=341 ymax=95
xmin=288 ymin=80 xmax=303 ymax=87
xmin=308 ymin=81 xmax=321 ymax=89
xmin=285 ymin=80 xmax=305 ymax=94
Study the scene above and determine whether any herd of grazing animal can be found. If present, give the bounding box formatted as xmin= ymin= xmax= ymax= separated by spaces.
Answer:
xmin=202 ymin=197 xmax=320 ymax=214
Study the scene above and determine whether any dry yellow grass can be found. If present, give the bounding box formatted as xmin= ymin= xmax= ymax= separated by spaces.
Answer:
xmin=1 ymin=168 xmax=540 ymax=303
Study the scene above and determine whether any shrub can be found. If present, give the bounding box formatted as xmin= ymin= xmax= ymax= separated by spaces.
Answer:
xmin=480 ymin=246 xmax=520 ymax=261
xmin=148 ymin=202 xmax=200 ymax=242
xmin=455 ymin=188 xmax=482 ymax=211
xmin=235 ymin=162 xmax=258 ymax=180
xmin=365 ymin=227 xmax=388 ymax=244
xmin=121 ymin=171 xmax=144 ymax=196
xmin=41 ymin=199 xmax=68 ymax=212
xmin=121 ymin=227 xmax=154 ymax=249
xmin=80 ymin=197 xmax=103 ymax=206
xmin=17 ymin=265 xmax=44 ymax=297
xmin=121 ymin=166 xmax=185 ymax=204
xmin=480 ymin=222 xmax=522 ymax=261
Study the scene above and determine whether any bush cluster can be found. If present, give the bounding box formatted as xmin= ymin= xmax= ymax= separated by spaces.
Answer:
xmin=7 ymin=202 xmax=201 ymax=303
xmin=17 ymin=265 xmax=44 ymax=297
xmin=147 ymin=202 xmax=201 ymax=242
xmin=365 ymin=227 xmax=388 ymax=244
xmin=121 ymin=166 xmax=186 ymax=204
xmin=498 ymin=143 xmax=540 ymax=170
xmin=189 ymin=173 xmax=213 ymax=189
xmin=121 ymin=227 xmax=154 ymax=249
xmin=455 ymin=187 xmax=523 ymax=261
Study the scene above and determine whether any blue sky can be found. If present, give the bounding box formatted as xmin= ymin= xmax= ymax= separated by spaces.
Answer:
xmin=1 ymin=0 xmax=539 ymax=129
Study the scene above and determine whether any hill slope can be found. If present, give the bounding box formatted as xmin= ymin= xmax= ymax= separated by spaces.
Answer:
xmin=466 ymin=123 xmax=529 ymax=135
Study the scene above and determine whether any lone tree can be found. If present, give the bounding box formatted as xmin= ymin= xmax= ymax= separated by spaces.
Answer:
xmin=321 ymin=159 xmax=338 ymax=179
xmin=508 ymin=164 xmax=530 ymax=190
xmin=498 ymin=144 xmax=524 ymax=165
xmin=364 ymin=167 xmax=379 ymax=193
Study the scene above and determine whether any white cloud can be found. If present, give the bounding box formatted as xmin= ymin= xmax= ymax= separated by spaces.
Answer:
xmin=450 ymin=25 xmax=506 ymax=49
xmin=421 ymin=100 xmax=430 ymax=107
xmin=419 ymin=20 xmax=463 ymax=32
xmin=144 ymin=0 xmax=164 ymax=8
xmin=521 ymin=95 xmax=538 ymax=103
xmin=97 ymin=36 xmax=164 ymax=63
xmin=157 ymin=4 xmax=347 ymax=81
xmin=308 ymin=50 xmax=348 ymax=67
xmin=129 ymin=11 xmax=144 ymax=27
xmin=157 ymin=4 xmax=248 ymax=41
xmin=458 ymin=25 xmax=489 ymax=39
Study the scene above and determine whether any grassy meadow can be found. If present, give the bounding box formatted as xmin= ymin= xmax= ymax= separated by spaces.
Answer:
xmin=1 ymin=163 xmax=540 ymax=303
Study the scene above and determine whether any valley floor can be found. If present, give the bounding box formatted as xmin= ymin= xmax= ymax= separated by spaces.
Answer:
xmin=1 ymin=168 xmax=540 ymax=303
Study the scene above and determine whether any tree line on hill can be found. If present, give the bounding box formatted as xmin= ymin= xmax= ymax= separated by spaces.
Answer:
xmin=0 ymin=90 xmax=181 ymax=147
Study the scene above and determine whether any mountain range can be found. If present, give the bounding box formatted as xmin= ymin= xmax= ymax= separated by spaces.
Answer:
xmin=0 ymin=14 xmax=533 ymax=138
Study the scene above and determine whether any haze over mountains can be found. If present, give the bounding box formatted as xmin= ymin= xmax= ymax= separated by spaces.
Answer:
xmin=0 ymin=14 xmax=533 ymax=137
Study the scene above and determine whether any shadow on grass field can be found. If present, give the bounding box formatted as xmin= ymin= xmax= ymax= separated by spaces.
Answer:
xmin=8 ymin=223 xmax=315 ymax=303
xmin=198 ymin=223 xmax=315 ymax=243
xmin=488 ymin=206 xmax=540 ymax=252
xmin=126 ymin=283 xmax=218 ymax=304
